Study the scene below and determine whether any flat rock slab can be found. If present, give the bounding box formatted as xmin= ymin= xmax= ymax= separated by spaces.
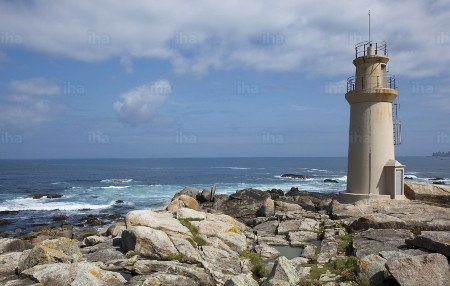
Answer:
xmin=404 ymin=182 xmax=450 ymax=205
xmin=331 ymin=200 xmax=450 ymax=232
xmin=406 ymin=231 xmax=450 ymax=257
xmin=386 ymin=253 xmax=449 ymax=286
xmin=352 ymin=229 xmax=414 ymax=258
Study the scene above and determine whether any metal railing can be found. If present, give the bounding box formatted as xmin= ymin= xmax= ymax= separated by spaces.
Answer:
xmin=355 ymin=41 xmax=388 ymax=58
xmin=347 ymin=75 xmax=396 ymax=92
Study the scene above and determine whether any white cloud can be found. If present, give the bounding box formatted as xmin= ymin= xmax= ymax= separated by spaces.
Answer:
xmin=120 ymin=55 xmax=133 ymax=74
xmin=0 ymin=1 xmax=448 ymax=78
xmin=113 ymin=80 xmax=171 ymax=125
xmin=0 ymin=78 xmax=60 ymax=127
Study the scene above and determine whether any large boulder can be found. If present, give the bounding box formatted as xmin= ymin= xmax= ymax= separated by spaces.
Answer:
xmin=386 ymin=253 xmax=449 ymax=286
xmin=288 ymin=231 xmax=318 ymax=246
xmin=166 ymin=195 xmax=200 ymax=212
xmin=125 ymin=209 xmax=191 ymax=237
xmin=20 ymin=262 xmax=126 ymax=286
xmin=358 ymin=254 xmax=388 ymax=285
xmin=176 ymin=208 xmax=206 ymax=220
xmin=121 ymin=226 xmax=179 ymax=260
xmin=225 ymin=273 xmax=259 ymax=286
xmin=17 ymin=237 xmax=82 ymax=273
xmin=196 ymin=220 xmax=247 ymax=253
xmin=173 ymin=187 xmax=199 ymax=199
xmin=352 ymin=229 xmax=414 ymax=258
xmin=262 ymin=256 xmax=304 ymax=286
xmin=106 ymin=222 xmax=126 ymax=238
xmin=274 ymin=201 xmax=303 ymax=212
xmin=0 ymin=238 xmax=32 ymax=254
xmin=405 ymin=231 xmax=450 ymax=257
xmin=200 ymin=245 xmax=243 ymax=284
xmin=404 ymin=182 xmax=450 ymax=204
xmin=253 ymin=220 xmax=279 ymax=236
xmin=213 ymin=188 xmax=273 ymax=224
xmin=133 ymin=259 xmax=214 ymax=286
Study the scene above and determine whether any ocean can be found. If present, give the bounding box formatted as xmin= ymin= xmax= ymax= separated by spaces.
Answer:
xmin=0 ymin=156 xmax=449 ymax=234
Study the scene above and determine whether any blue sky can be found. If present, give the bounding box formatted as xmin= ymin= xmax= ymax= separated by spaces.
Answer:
xmin=0 ymin=0 xmax=449 ymax=159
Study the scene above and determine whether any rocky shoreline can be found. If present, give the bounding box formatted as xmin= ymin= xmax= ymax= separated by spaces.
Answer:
xmin=0 ymin=182 xmax=449 ymax=286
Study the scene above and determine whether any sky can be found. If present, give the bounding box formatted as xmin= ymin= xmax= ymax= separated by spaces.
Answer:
xmin=0 ymin=0 xmax=449 ymax=159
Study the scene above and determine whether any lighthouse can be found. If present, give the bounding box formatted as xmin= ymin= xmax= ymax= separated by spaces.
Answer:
xmin=339 ymin=41 xmax=405 ymax=203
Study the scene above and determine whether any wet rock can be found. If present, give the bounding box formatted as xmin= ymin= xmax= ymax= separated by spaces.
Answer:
xmin=166 ymin=195 xmax=200 ymax=212
xmin=31 ymin=193 xmax=63 ymax=199
xmin=406 ymin=231 xmax=450 ymax=257
xmin=174 ymin=186 xmax=199 ymax=199
xmin=134 ymin=259 xmax=214 ymax=286
xmin=0 ymin=238 xmax=32 ymax=254
xmin=0 ymin=219 xmax=10 ymax=226
xmin=267 ymin=189 xmax=284 ymax=200
xmin=106 ymin=222 xmax=126 ymax=238
xmin=352 ymin=229 xmax=414 ymax=258
xmin=17 ymin=237 xmax=82 ymax=273
xmin=224 ymin=273 xmax=259 ymax=286
xmin=52 ymin=214 xmax=68 ymax=222
xmin=286 ymin=187 xmax=302 ymax=196
xmin=213 ymin=188 xmax=272 ymax=224
xmin=197 ymin=188 xmax=212 ymax=203
xmin=81 ymin=214 xmax=103 ymax=226
xmin=259 ymin=197 xmax=275 ymax=217
xmin=73 ymin=228 xmax=98 ymax=241
xmin=121 ymin=226 xmax=179 ymax=260
xmin=83 ymin=235 xmax=108 ymax=247
xmin=358 ymin=254 xmax=387 ymax=285
xmin=386 ymin=253 xmax=449 ymax=286
xmin=324 ymin=179 xmax=339 ymax=183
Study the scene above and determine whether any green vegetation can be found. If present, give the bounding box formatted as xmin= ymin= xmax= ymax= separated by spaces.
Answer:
xmin=240 ymin=250 xmax=268 ymax=278
xmin=163 ymin=253 xmax=184 ymax=261
xmin=178 ymin=218 xmax=208 ymax=247
xmin=338 ymin=231 xmax=353 ymax=255
xmin=125 ymin=250 xmax=137 ymax=258
xmin=306 ymin=256 xmax=359 ymax=282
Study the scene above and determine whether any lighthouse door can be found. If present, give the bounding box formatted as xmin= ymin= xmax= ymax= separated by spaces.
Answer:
xmin=395 ymin=168 xmax=404 ymax=195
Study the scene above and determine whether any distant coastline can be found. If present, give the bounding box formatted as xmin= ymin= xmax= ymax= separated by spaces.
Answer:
xmin=432 ymin=151 xmax=450 ymax=157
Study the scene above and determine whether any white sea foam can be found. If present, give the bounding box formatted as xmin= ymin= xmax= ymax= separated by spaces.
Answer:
xmin=101 ymin=186 xmax=129 ymax=189
xmin=213 ymin=167 xmax=251 ymax=170
xmin=100 ymin=179 xmax=133 ymax=183
xmin=0 ymin=197 xmax=115 ymax=212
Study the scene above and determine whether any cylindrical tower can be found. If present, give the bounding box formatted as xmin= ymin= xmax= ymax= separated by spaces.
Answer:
xmin=339 ymin=42 xmax=405 ymax=203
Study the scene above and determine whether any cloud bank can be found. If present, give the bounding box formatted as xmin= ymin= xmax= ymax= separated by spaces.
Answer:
xmin=0 ymin=1 xmax=448 ymax=77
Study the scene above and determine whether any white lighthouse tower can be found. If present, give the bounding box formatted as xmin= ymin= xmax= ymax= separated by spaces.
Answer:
xmin=339 ymin=41 xmax=405 ymax=203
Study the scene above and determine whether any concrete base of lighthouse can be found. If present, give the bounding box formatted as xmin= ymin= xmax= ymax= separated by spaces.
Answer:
xmin=338 ymin=192 xmax=391 ymax=204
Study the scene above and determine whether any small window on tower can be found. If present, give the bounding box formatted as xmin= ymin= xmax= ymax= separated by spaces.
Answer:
xmin=381 ymin=64 xmax=386 ymax=71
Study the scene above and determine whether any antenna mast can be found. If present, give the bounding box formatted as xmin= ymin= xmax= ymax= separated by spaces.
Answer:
xmin=368 ymin=10 xmax=371 ymax=43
